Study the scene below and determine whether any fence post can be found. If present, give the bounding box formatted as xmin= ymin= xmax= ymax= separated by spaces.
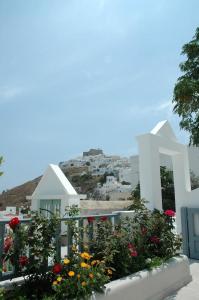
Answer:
xmin=13 ymin=227 xmax=20 ymax=277
xmin=0 ymin=223 xmax=5 ymax=280
xmin=79 ymin=219 xmax=84 ymax=252
xmin=55 ymin=220 xmax=61 ymax=262
xmin=181 ymin=207 xmax=189 ymax=257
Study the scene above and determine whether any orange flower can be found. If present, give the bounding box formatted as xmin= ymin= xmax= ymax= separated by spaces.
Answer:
xmin=63 ymin=258 xmax=70 ymax=265
xmin=91 ymin=260 xmax=97 ymax=266
xmin=89 ymin=273 xmax=94 ymax=279
xmin=107 ymin=269 xmax=113 ymax=275
xmin=68 ymin=271 xmax=75 ymax=277
xmin=81 ymin=281 xmax=87 ymax=287
xmin=81 ymin=252 xmax=91 ymax=260
xmin=80 ymin=262 xmax=90 ymax=268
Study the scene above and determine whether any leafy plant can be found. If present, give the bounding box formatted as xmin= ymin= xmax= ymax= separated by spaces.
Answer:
xmin=3 ymin=212 xmax=60 ymax=299
xmin=173 ymin=27 xmax=199 ymax=145
xmin=51 ymin=250 xmax=109 ymax=300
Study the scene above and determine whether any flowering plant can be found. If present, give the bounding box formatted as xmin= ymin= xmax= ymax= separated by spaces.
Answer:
xmin=88 ymin=203 xmax=181 ymax=279
xmin=8 ymin=217 xmax=20 ymax=230
xmin=51 ymin=249 xmax=110 ymax=300
xmin=2 ymin=212 xmax=60 ymax=299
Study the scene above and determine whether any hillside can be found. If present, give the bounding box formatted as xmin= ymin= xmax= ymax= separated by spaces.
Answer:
xmin=0 ymin=176 xmax=41 ymax=209
xmin=0 ymin=166 xmax=104 ymax=209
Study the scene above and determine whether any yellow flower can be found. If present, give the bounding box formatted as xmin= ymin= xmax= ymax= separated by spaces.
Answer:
xmin=89 ymin=273 xmax=94 ymax=279
xmin=107 ymin=269 xmax=113 ymax=275
xmin=81 ymin=262 xmax=88 ymax=268
xmin=68 ymin=271 xmax=75 ymax=277
xmin=77 ymin=274 xmax=81 ymax=279
xmin=63 ymin=258 xmax=70 ymax=265
xmin=81 ymin=281 xmax=87 ymax=287
xmin=53 ymin=281 xmax=58 ymax=286
xmin=80 ymin=252 xmax=91 ymax=260
xmin=57 ymin=276 xmax=62 ymax=282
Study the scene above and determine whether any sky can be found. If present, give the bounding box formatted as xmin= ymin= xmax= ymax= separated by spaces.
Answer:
xmin=0 ymin=0 xmax=199 ymax=192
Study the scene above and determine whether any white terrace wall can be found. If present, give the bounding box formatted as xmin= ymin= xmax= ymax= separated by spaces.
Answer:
xmin=137 ymin=120 xmax=199 ymax=234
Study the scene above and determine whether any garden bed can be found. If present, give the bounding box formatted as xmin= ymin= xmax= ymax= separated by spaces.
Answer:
xmin=0 ymin=205 xmax=188 ymax=299
xmin=0 ymin=255 xmax=191 ymax=300
xmin=95 ymin=255 xmax=191 ymax=300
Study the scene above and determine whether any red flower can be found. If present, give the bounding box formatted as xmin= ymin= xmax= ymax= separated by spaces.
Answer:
xmin=130 ymin=250 xmax=138 ymax=257
xmin=87 ymin=216 xmax=95 ymax=223
xmin=141 ymin=226 xmax=147 ymax=235
xmin=19 ymin=256 xmax=28 ymax=267
xmin=127 ymin=243 xmax=134 ymax=249
xmin=100 ymin=216 xmax=108 ymax=221
xmin=150 ymin=236 xmax=160 ymax=244
xmin=4 ymin=236 xmax=12 ymax=253
xmin=164 ymin=210 xmax=175 ymax=217
xmin=9 ymin=217 xmax=20 ymax=230
xmin=127 ymin=243 xmax=138 ymax=256
xmin=52 ymin=263 xmax=62 ymax=274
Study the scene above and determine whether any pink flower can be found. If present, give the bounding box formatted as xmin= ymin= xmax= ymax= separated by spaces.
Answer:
xmin=9 ymin=217 xmax=20 ymax=230
xmin=87 ymin=216 xmax=95 ymax=223
xmin=164 ymin=210 xmax=175 ymax=217
xmin=141 ymin=226 xmax=147 ymax=235
xmin=127 ymin=243 xmax=134 ymax=249
xmin=52 ymin=263 xmax=62 ymax=274
xmin=150 ymin=236 xmax=160 ymax=244
xmin=19 ymin=256 xmax=28 ymax=267
xmin=4 ymin=236 xmax=12 ymax=253
xmin=130 ymin=250 xmax=138 ymax=257
xmin=100 ymin=216 xmax=108 ymax=221
xmin=127 ymin=243 xmax=138 ymax=257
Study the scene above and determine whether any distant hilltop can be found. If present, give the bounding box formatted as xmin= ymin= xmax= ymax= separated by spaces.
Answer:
xmin=83 ymin=148 xmax=103 ymax=157
xmin=2 ymin=146 xmax=199 ymax=209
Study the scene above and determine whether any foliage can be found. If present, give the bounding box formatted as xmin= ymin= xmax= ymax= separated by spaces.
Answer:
xmin=121 ymin=181 xmax=131 ymax=185
xmin=51 ymin=250 xmax=109 ymax=300
xmin=173 ymin=27 xmax=199 ymax=145
xmin=2 ymin=205 xmax=181 ymax=299
xmin=87 ymin=207 xmax=181 ymax=280
xmin=160 ymin=167 xmax=175 ymax=211
xmin=190 ymin=170 xmax=199 ymax=189
xmin=128 ymin=166 xmax=175 ymax=210
xmin=0 ymin=156 xmax=3 ymax=177
xmin=130 ymin=183 xmax=141 ymax=200
xmin=129 ymin=167 xmax=199 ymax=211
xmin=0 ymin=288 xmax=5 ymax=300
xmin=3 ymin=212 xmax=60 ymax=299
xmin=127 ymin=196 xmax=148 ymax=211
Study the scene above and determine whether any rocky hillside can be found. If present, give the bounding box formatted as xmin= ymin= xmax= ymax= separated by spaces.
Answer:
xmin=0 ymin=166 xmax=104 ymax=209
xmin=0 ymin=176 xmax=41 ymax=209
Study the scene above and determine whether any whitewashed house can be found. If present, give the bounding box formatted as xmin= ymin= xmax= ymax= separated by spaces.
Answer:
xmin=27 ymin=164 xmax=80 ymax=217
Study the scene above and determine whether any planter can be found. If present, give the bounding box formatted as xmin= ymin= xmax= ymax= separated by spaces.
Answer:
xmin=95 ymin=255 xmax=191 ymax=300
xmin=0 ymin=255 xmax=191 ymax=300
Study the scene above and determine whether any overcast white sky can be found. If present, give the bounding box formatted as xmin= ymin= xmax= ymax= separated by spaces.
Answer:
xmin=0 ymin=0 xmax=199 ymax=191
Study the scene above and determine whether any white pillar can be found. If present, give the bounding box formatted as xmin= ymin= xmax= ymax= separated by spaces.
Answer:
xmin=137 ymin=134 xmax=162 ymax=211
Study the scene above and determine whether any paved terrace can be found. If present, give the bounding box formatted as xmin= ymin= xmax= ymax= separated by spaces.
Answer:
xmin=165 ymin=259 xmax=199 ymax=300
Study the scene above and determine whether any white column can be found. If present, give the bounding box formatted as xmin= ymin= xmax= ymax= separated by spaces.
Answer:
xmin=137 ymin=134 xmax=162 ymax=211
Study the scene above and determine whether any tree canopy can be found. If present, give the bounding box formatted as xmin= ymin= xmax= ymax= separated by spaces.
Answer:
xmin=173 ymin=27 xmax=199 ymax=145
xmin=0 ymin=156 xmax=3 ymax=177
